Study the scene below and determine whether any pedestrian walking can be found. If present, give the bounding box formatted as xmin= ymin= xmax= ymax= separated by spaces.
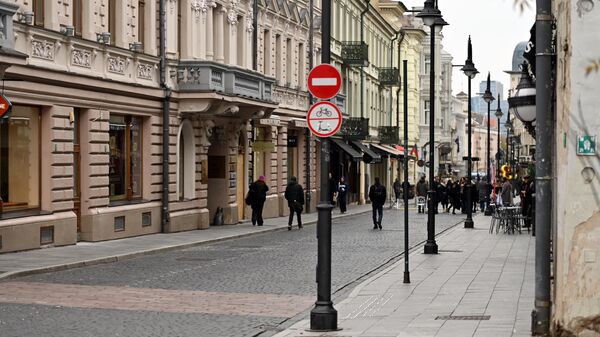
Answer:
xmin=460 ymin=177 xmax=467 ymax=214
xmin=368 ymin=177 xmax=386 ymax=230
xmin=433 ymin=177 xmax=442 ymax=214
xmin=477 ymin=177 xmax=490 ymax=212
xmin=449 ymin=179 xmax=461 ymax=214
xmin=337 ymin=177 xmax=349 ymax=213
xmin=284 ymin=176 xmax=304 ymax=230
xmin=392 ymin=178 xmax=402 ymax=209
xmin=520 ymin=175 xmax=534 ymax=228
xmin=328 ymin=172 xmax=337 ymax=206
xmin=248 ymin=176 xmax=269 ymax=226
xmin=439 ymin=179 xmax=449 ymax=212
xmin=501 ymin=177 xmax=513 ymax=206
xmin=471 ymin=177 xmax=479 ymax=213
xmin=416 ymin=175 xmax=428 ymax=214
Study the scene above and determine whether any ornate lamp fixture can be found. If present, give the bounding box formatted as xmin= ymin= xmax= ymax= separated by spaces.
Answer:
xmin=508 ymin=61 xmax=536 ymax=138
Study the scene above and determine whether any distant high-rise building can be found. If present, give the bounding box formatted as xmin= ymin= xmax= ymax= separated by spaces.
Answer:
xmin=471 ymin=80 xmax=508 ymax=123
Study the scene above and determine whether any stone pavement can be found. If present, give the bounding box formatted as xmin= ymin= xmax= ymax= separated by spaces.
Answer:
xmin=0 ymin=204 xmax=373 ymax=280
xmin=274 ymin=214 xmax=535 ymax=337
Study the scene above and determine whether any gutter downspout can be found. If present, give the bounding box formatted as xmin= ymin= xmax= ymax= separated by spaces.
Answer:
xmin=532 ymin=0 xmax=553 ymax=334
xmin=159 ymin=0 xmax=170 ymax=232
xmin=395 ymin=30 xmax=405 ymax=182
xmin=306 ymin=0 xmax=314 ymax=213
xmin=360 ymin=0 xmax=370 ymax=119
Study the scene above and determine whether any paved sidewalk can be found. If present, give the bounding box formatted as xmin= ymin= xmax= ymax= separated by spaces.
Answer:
xmin=275 ymin=214 xmax=534 ymax=337
xmin=0 ymin=204 xmax=373 ymax=280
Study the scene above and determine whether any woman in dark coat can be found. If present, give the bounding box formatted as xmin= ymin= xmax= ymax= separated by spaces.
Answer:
xmin=337 ymin=177 xmax=349 ymax=213
xmin=248 ymin=175 xmax=269 ymax=226
xmin=449 ymin=180 xmax=462 ymax=214
xmin=439 ymin=179 xmax=449 ymax=212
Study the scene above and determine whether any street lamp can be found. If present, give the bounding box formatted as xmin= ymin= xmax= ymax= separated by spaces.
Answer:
xmin=508 ymin=62 xmax=536 ymax=138
xmin=482 ymin=72 xmax=494 ymax=182
xmin=417 ymin=0 xmax=446 ymax=255
xmin=461 ymin=36 xmax=478 ymax=229
xmin=494 ymin=94 xmax=503 ymax=180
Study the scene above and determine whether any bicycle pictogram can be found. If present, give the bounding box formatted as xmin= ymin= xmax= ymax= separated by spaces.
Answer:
xmin=315 ymin=106 xmax=333 ymax=118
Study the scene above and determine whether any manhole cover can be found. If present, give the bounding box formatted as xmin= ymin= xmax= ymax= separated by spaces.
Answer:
xmin=436 ymin=315 xmax=490 ymax=320
xmin=438 ymin=249 xmax=463 ymax=253
xmin=175 ymin=257 xmax=215 ymax=262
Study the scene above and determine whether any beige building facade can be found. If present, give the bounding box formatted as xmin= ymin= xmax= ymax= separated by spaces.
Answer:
xmin=0 ymin=0 xmax=320 ymax=253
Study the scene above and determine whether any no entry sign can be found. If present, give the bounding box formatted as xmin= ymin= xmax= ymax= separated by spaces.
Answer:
xmin=307 ymin=101 xmax=342 ymax=138
xmin=0 ymin=94 xmax=12 ymax=119
xmin=307 ymin=64 xmax=342 ymax=100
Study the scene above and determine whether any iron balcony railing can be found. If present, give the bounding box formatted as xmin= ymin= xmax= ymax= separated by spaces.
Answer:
xmin=341 ymin=41 xmax=369 ymax=67
xmin=378 ymin=68 xmax=400 ymax=86
xmin=339 ymin=117 xmax=369 ymax=140
xmin=378 ymin=126 xmax=399 ymax=144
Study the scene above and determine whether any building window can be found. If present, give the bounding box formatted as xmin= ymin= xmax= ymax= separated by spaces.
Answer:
xmin=275 ymin=34 xmax=282 ymax=85
xmin=263 ymin=30 xmax=271 ymax=75
xmin=108 ymin=0 xmax=116 ymax=45
xmin=33 ymin=0 xmax=44 ymax=27
xmin=286 ymin=38 xmax=292 ymax=86
xmin=177 ymin=120 xmax=195 ymax=201
xmin=138 ymin=0 xmax=145 ymax=48
xmin=423 ymin=100 xmax=430 ymax=125
xmin=0 ymin=106 xmax=40 ymax=214
xmin=253 ymin=127 xmax=269 ymax=181
xmin=73 ymin=0 xmax=82 ymax=36
xmin=298 ymin=43 xmax=305 ymax=89
xmin=424 ymin=60 xmax=430 ymax=74
xmin=109 ymin=115 xmax=142 ymax=201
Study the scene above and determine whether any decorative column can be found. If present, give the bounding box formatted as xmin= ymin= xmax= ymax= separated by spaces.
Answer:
xmin=180 ymin=0 xmax=193 ymax=59
xmin=81 ymin=0 xmax=95 ymax=41
xmin=225 ymin=0 xmax=239 ymax=65
xmin=214 ymin=5 xmax=225 ymax=62
xmin=245 ymin=7 xmax=253 ymax=68
xmin=205 ymin=0 xmax=216 ymax=60
xmin=144 ymin=0 xmax=158 ymax=55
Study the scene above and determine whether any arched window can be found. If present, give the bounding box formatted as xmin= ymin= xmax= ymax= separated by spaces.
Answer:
xmin=177 ymin=120 xmax=195 ymax=200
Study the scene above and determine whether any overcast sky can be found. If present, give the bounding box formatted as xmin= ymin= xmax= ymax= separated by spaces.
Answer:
xmin=401 ymin=0 xmax=535 ymax=96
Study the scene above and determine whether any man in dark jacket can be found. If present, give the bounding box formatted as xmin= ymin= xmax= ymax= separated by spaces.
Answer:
xmin=248 ymin=176 xmax=269 ymax=226
xmin=416 ymin=175 xmax=428 ymax=213
xmin=285 ymin=176 xmax=304 ymax=230
xmin=368 ymin=177 xmax=386 ymax=230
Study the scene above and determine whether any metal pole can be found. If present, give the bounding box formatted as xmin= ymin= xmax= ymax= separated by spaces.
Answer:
xmin=496 ymin=94 xmax=501 ymax=181
xmin=487 ymin=102 xmax=491 ymax=181
xmin=533 ymin=0 xmax=553 ymax=326
xmin=424 ymin=24 xmax=438 ymax=254
xmin=310 ymin=0 xmax=337 ymax=329
xmin=159 ymin=0 xmax=170 ymax=233
xmin=396 ymin=31 xmax=405 ymax=185
xmin=305 ymin=0 xmax=314 ymax=213
xmin=465 ymin=74 xmax=474 ymax=228
xmin=532 ymin=0 xmax=553 ymax=333
xmin=403 ymin=60 xmax=410 ymax=284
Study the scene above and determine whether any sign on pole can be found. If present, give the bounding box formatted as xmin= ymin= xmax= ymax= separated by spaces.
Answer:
xmin=307 ymin=101 xmax=342 ymax=138
xmin=307 ymin=64 xmax=342 ymax=100
xmin=0 ymin=94 xmax=12 ymax=119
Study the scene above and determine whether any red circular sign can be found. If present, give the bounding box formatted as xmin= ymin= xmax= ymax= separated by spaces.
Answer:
xmin=307 ymin=64 xmax=342 ymax=100
xmin=0 ymin=94 xmax=12 ymax=119
xmin=307 ymin=101 xmax=342 ymax=138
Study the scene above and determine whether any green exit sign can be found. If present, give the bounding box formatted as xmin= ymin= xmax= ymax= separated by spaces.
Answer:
xmin=577 ymin=135 xmax=597 ymax=156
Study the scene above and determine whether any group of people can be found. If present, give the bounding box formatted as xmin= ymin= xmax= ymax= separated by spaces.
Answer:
xmin=245 ymin=172 xmax=534 ymax=232
xmin=244 ymin=175 xmax=305 ymax=230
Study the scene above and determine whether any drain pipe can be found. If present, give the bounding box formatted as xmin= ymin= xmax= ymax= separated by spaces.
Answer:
xmin=360 ymin=0 xmax=370 ymax=119
xmin=159 ymin=0 xmax=170 ymax=232
xmin=305 ymin=0 xmax=314 ymax=213
xmin=395 ymin=30 xmax=405 ymax=182
xmin=532 ymin=0 xmax=553 ymax=334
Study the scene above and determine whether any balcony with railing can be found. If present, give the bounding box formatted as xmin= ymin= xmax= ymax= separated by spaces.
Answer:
xmin=341 ymin=42 xmax=369 ymax=67
xmin=176 ymin=61 xmax=275 ymax=102
xmin=378 ymin=126 xmax=400 ymax=144
xmin=378 ymin=68 xmax=399 ymax=86
xmin=339 ymin=117 xmax=369 ymax=140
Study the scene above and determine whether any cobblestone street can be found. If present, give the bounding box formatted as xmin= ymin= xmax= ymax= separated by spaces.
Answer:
xmin=0 ymin=209 xmax=463 ymax=337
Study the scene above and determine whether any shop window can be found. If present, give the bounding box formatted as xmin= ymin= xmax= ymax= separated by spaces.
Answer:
xmin=109 ymin=115 xmax=142 ymax=202
xmin=253 ymin=127 xmax=269 ymax=181
xmin=0 ymin=106 xmax=40 ymax=215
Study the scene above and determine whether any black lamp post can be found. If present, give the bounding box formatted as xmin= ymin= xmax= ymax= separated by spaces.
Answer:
xmin=482 ymin=73 xmax=494 ymax=216
xmin=416 ymin=0 xmax=445 ymax=255
xmin=494 ymin=94 xmax=503 ymax=181
xmin=482 ymin=73 xmax=494 ymax=182
xmin=461 ymin=36 xmax=478 ymax=229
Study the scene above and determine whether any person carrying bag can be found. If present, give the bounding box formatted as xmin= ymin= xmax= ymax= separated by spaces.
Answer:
xmin=285 ymin=176 xmax=304 ymax=230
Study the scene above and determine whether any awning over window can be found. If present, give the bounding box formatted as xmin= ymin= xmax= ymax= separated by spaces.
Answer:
xmin=331 ymin=138 xmax=362 ymax=161
xmin=350 ymin=140 xmax=381 ymax=163
xmin=395 ymin=145 xmax=405 ymax=152
xmin=371 ymin=143 xmax=403 ymax=157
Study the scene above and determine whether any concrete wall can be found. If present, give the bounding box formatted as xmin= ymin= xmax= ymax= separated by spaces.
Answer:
xmin=553 ymin=1 xmax=600 ymax=335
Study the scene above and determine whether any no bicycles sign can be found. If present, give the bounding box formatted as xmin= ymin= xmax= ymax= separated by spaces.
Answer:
xmin=306 ymin=101 xmax=342 ymax=138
